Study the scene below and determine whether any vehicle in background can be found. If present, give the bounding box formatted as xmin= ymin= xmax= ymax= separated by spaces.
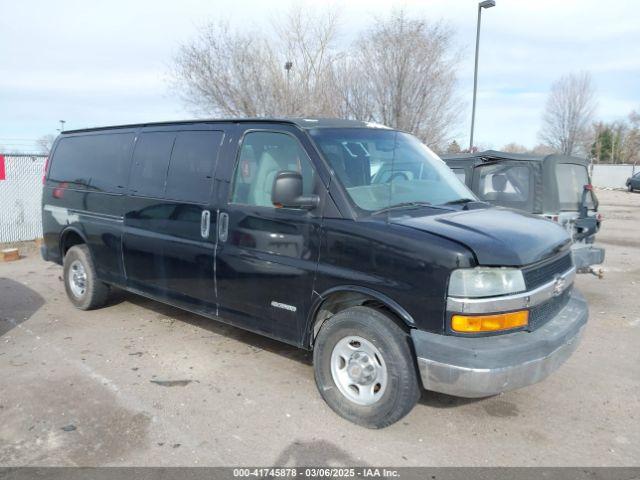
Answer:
xmin=627 ymin=171 xmax=640 ymax=192
xmin=42 ymin=119 xmax=588 ymax=428
xmin=443 ymin=150 xmax=605 ymax=277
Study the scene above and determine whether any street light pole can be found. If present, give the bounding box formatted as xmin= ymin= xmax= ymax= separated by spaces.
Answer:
xmin=284 ymin=61 xmax=293 ymax=115
xmin=469 ymin=0 xmax=495 ymax=151
xmin=58 ymin=120 xmax=66 ymax=133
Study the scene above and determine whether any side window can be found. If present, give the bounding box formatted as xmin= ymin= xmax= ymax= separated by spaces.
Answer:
xmin=230 ymin=131 xmax=316 ymax=207
xmin=49 ymin=133 xmax=134 ymax=192
xmin=476 ymin=164 xmax=531 ymax=207
xmin=129 ymin=132 xmax=175 ymax=197
xmin=165 ymin=131 xmax=224 ymax=203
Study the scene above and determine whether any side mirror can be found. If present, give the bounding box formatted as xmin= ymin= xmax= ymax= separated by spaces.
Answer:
xmin=272 ymin=170 xmax=319 ymax=209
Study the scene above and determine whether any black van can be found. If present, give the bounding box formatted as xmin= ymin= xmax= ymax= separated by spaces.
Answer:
xmin=42 ymin=118 xmax=588 ymax=428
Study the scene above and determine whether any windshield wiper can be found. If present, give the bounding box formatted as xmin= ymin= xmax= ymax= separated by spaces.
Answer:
xmin=372 ymin=201 xmax=432 ymax=215
xmin=442 ymin=198 xmax=476 ymax=205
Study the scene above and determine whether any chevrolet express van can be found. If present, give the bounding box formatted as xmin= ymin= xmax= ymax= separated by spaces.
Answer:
xmin=41 ymin=118 xmax=588 ymax=428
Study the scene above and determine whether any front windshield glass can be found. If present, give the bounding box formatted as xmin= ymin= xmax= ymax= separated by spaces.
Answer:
xmin=309 ymin=128 xmax=474 ymax=212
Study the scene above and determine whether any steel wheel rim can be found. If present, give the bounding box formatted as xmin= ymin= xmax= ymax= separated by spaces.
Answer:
xmin=330 ymin=335 xmax=388 ymax=406
xmin=69 ymin=260 xmax=87 ymax=297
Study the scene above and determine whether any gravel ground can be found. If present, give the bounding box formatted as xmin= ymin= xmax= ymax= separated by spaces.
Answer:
xmin=0 ymin=189 xmax=638 ymax=467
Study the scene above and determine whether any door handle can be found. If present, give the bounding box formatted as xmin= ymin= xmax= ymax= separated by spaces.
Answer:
xmin=201 ymin=210 xmax=211 ymax=238
xmin=218 ymin=212 xmax=229 ymax=242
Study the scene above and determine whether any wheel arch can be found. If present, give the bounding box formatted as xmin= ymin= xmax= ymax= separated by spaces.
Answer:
xmin=304 ymin=285 xmax=415 ymax=349
xmin=59 ymin=227 xmax=88 ymax=258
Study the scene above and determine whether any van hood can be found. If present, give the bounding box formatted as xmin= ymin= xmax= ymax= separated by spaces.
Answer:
xmin=391 ymin=207 xmax=571 ymax=266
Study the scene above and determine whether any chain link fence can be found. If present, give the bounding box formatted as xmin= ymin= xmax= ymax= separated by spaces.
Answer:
xmin=0 ymin=154 xmax=46 ymax=243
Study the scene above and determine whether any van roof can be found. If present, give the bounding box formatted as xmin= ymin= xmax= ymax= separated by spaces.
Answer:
xmin=62 ymin=117 xmax=391 ymax=134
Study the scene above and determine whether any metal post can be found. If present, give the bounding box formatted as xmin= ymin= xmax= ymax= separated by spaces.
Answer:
xmin=284 ymin=61 xmax=293 ymax=115
xmin=469 ymin=0 xmax=495 ymax=151
xmin=58 ymin=120 xmax=66 ymax=133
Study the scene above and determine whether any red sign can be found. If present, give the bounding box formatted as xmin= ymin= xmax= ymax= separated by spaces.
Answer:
xmin=0 ymin=155 xmax=5 ymax=181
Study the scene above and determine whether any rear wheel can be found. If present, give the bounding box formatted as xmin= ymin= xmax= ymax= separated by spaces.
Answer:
xmin=629 ymin=184 xmax=634 ymax=192
xmin=63 ymin=244 xmax=110 ymax=310
xmin=313 ymin=306 xmax=421 ymax=428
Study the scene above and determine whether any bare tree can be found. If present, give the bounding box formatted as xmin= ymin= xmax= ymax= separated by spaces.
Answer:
xmin=538 ymin=72 xmax=597 ymax=156
xmin=171 ymin=8 xmax=462 ymax=148
xmin=445 ymin=140 xmax=462 ymax=154
xmin=502 ymin=142 xmax=528 ymax=153
xmin=340 ymin=11 xmax=461 ymax=148
xmin=172 ymin=7 xmax=342 ymax=117
xmin=273 ymin=6 xmax=342 ymax=116
xmin=531 ymin=143 xmax=555 ymax=155
xmin=37 ymin=134 xmax=56 ymax=154
xmin=173 ymin=22 xmax=280 ymax=117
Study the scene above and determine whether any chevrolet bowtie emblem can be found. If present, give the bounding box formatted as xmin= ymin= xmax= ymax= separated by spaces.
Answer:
xmin=553 ymin=276 xmax=566 ymax=296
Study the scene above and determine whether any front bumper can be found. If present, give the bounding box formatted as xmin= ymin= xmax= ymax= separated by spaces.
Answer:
xmin=411 ymin=289 xmax=588 ymax=398
xmin=572 ymin=243 xmax=605 ymax=271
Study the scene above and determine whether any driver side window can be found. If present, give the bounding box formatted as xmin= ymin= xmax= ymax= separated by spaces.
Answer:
xmin=230 ymin=131 xmax=316 ymax=207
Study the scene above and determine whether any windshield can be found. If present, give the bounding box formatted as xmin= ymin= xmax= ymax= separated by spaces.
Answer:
xmin=309 ymin=128 xmax=473 ymax=212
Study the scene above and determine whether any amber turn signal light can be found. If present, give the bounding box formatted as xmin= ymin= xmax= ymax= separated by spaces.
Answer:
xmin=451 ymin=310 xmax=529 ymax=333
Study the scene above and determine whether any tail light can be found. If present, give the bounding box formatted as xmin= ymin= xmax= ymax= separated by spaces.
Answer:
xmin=584 ymin=184 xmax=593 ymax=191
xmin=42 ymin=157 xmax=49 ymax=185
xmin=53 ymin=181 xmax=68 ymax=199
xmin=596 ymin=213 xmax=603 ymax=221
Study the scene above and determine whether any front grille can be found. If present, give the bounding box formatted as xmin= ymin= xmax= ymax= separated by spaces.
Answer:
xmin=528 ymin=287 xmax=572 ymax=330
xmin=522 ymin=253 xmax=573 ymax=290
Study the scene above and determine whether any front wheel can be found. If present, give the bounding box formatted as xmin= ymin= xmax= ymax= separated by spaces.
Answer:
xmin=313 ymin=306 xmax=421 ymax=428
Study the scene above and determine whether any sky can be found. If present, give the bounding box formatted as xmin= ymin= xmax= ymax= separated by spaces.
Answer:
xmin=0 ymin=0 xmax=638 ymax=152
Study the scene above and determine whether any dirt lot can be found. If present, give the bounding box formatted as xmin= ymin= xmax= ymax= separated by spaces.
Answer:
xmin=0 ymin=189 xmax=639 ymax=467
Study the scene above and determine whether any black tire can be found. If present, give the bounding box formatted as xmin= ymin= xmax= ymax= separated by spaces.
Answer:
xmin=63 ymin=244 xmax=110 ymax=310
xmin=629 ymin=184 xmax=634 ymax=192
xmin=313 ymin=306 xmax=421 ymax=429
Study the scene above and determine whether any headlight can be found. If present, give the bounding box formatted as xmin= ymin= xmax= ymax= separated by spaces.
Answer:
xmin=448 ymin=267 xmax=525 ymax=298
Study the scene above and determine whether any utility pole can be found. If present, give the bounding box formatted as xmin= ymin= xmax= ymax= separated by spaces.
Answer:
xmin=58 ymin=120 xmax=66 ymax=133
xmin=284 ymin=61 xmax=293 ymax=115
xmin=469 ymin=0 xmax=496 ymax=151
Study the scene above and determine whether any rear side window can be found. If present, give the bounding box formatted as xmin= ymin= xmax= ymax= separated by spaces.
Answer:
xmin=165 ymin=131 xmax=223 ymax=203
xmin=49 ymin=133 xmax=134 ymax=192
xmin=129 ymin=132 xmax=175 ymax=197
xmin=556 ymin=163 xmax=594 ymax=210
xmin=474 ymin=163 xmax=532 ymax=211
